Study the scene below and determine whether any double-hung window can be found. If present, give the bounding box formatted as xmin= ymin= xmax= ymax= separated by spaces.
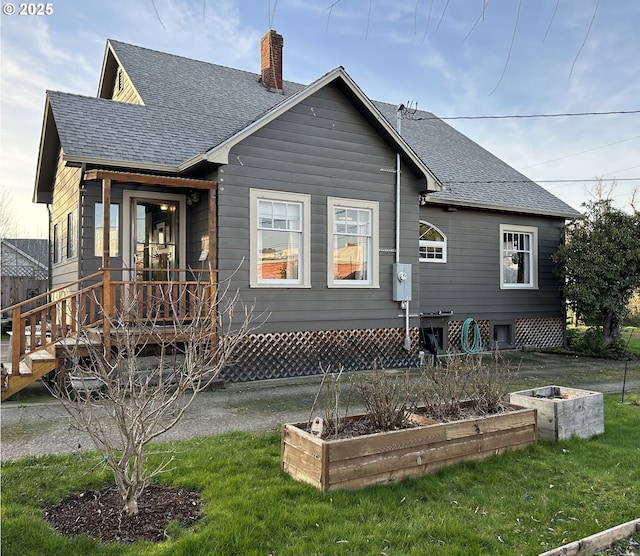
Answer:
xmin=419 ymin=221 xmax=447 ymax=262
xmin=500 ymin=224 xmax=538 ymax=289
xmin=250 ymin=189 xmax=310 ymax=287
xmin=328 ymin=197 xmax=379 ymax=287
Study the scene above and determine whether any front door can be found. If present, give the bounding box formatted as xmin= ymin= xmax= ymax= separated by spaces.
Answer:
xmin=134 ymin=200 xmax=177 ymax=280
xmin=123 ymin=191 xmax=186 ymax=281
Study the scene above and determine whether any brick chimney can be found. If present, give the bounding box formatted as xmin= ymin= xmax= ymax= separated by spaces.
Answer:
xmin=260 ymin=30 xmax=284 ymax=92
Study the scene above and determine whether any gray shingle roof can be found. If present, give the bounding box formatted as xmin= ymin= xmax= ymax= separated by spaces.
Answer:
xmin=1 ymin=239 xmax=49 ymax=278
xmin=46 ymin=39 xmax=579 ymax=218
xmin=373 ymin=102 xmax=580 ymax=217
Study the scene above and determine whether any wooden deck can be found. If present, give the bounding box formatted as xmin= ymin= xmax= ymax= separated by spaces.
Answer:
xmin=1 ymin=268 xmax=216 ymax=401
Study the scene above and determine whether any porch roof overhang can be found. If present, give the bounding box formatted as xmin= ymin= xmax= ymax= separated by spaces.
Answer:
xmin=83 ymin=169 xmax=216 ymax=189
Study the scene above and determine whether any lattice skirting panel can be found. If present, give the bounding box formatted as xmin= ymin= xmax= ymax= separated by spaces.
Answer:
xmin=222 ymin=327 xmax=421 ymax=382
xmin=515 ymin=317 xmax=564 ymax=348
xmin=447 ymin=320 xmax=490 ymax=353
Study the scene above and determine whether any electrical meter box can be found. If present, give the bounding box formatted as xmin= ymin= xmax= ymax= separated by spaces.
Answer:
xmin=392 ymin=263 xmax=412 ymax=301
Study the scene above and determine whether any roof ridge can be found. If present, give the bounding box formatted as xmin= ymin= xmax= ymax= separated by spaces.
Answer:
xmin=107 ymin=38 xmax=303 ymax=88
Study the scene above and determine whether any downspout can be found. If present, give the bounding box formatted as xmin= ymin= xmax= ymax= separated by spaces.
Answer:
xmin=47 ymin=204 xmax=52 ymax=303
xmin=396 ymin=105 xmax=411 ymax=352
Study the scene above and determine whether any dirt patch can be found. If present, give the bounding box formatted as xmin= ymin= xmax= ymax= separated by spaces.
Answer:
xmin=310 ymin=404 xmax=514 ymax=440
xmin=44 ymin=484 xmax=203 ymax=543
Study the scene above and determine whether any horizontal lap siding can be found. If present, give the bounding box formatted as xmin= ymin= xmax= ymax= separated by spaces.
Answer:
xmin=419 ymin=207 xmax=565 ymax=321
xmin=218 ymin=84 xmax=419 ymax=333
xmin=51 ymin=149 xmax=82 ymax=289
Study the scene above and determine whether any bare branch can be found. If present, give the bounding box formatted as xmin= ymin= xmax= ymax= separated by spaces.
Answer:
xmin=47 ymin=271 xmax=257 ymax=515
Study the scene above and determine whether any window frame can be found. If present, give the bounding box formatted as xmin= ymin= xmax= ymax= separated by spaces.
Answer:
xmin=327 ymin=197 xmax=379 ymax=288
xmin=94 ymin=203 xmax=120 ymax=258
xmin=66 ymin=208 xmax=78 ymax=259
xmin=499 ymin=224 xmax=538 ymax=289
xmin=53 ymin=223 xmax=61 ymax=264
xmin=250 ymin=189 xmax=311 ymax=288
xmin=419 ymin=221 xmax=447 ymax=263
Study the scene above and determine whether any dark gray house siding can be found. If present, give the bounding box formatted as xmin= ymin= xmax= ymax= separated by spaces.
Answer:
xmin=216 ymin=84 xmax=423 ymax=378
xmin=218 ymin=84 xmax=420 ymax=330
xmin=418 ymin=206 xmax=565 ymax=351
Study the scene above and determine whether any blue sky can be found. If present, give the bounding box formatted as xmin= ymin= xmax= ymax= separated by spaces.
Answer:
xmin=1 ymin=0 xmax=638 ymax=237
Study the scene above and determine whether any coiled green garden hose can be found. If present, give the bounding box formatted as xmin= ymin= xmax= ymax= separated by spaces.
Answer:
xmin=461 ymin=318 xmax=481 ymax=354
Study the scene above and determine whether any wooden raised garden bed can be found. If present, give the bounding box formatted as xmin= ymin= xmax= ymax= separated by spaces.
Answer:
xmin=281 ymin=402 xmax=537 ymax=492
xmin=508 ymin=385 xmax=604 ymax=442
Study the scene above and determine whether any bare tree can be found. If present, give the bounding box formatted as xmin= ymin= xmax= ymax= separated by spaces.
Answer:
xmin=48 ymin=276 xmax=257 ymax=516
xmin=0 ymin=186 xmax=18 ymax=239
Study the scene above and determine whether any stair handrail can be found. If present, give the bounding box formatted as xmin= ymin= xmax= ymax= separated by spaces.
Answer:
xmin=1 ymin=270 xmax=105 ymax=317
xmin=3 ymin=270 xmax=105 ymax=373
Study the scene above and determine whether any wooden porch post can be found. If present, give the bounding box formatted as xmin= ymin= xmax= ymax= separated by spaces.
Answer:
xmin=11 ymin=306 xmax=22 ymax=372
xmin=102 ymin=179 xmax=112 ymax=353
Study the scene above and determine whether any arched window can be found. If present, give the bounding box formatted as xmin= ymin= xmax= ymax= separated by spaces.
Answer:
xmin=419 ymin=221 xmax=447 ymax=262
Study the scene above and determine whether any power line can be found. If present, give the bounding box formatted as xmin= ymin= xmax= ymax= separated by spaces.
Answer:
xmin=413 ymin=109 xmax=640 ymax=121
xmin=440 ymin=177 xmax=640 ymax=185
xmin=520 ymin=135 xmax=640 ymax=170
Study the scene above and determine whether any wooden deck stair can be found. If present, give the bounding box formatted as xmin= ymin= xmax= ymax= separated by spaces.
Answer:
xmin=1 ymin=346 xmax=57 ymax=401
xmin=1 ymin=336 xmax=105 ymax=401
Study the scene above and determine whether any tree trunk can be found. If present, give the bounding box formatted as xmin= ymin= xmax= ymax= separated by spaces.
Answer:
xmin=602 ymin=310 xmax=619 ymax=346
xmin=123 ymin=493 xmax=139 ymax=516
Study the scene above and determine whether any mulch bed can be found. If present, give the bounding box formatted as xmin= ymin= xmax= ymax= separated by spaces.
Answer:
xmin=44 ymin=484 xmax=203 ymax=543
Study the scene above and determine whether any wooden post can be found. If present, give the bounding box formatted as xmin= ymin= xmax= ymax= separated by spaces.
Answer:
xmin=11 ymin=306 xmax=21 ymax=372
xmin=102 ymin=178 xmax=112 ymax=355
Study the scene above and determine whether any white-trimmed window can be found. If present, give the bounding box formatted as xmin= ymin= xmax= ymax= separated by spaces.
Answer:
xmin=500 ymin=224 xmax=538 ymax=289
xmin=419 ymin=221 xmax=447 ymax=262
xmin=328 ymin=197 xmax=379 ymax=288
xmin=250 ymin=189 xmax=311 ymax=287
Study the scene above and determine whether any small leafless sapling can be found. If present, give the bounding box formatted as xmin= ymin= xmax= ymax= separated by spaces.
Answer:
xmin=48 ymin=275 xmax=257 ymax=516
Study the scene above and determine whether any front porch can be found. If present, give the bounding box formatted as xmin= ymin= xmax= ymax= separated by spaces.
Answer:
xmin=1 ymin=267 xmax=217 ymax=401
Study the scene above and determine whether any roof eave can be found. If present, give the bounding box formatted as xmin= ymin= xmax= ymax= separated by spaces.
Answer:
xmin=65 ymin=153 xmax=181 ymax=175
xmin=33 ymin=96 xmax=57 ymax=204
xmin=425 ymin=197 xmax=581 ymax=219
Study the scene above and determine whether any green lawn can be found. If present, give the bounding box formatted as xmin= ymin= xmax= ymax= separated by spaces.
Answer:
xmin=2 ymin=396 xmax=638 ymax=556
xmin=622 ymin=326 xmax=640 ymax=355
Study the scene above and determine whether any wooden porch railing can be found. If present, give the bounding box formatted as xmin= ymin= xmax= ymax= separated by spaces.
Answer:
xmin=1 ymin=267 xmax=217 ymax=374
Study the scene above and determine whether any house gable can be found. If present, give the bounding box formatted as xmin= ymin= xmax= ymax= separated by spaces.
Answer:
xmin=203 ymin=67 xmax=442 ymax=194
xmin=216 ymin=81 xmax=424 ymax=328
xmin=97 ymin=41 xmax=143 ymax=105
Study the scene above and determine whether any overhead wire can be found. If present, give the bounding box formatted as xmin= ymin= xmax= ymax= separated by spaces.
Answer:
xmin=520 ymin=136 xmax=640 ymax=170
xmin=489 ymin=0 xmax=521 ymax=96
xmin=440 ymin=178 xmax=640 ymax=185
xmin=413 ymin=109 xmax=640 ymax=121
